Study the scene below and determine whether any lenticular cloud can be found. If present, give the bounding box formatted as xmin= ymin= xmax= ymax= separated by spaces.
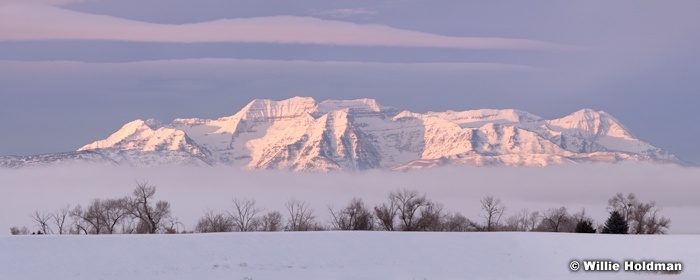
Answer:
xmin=0 ymin=4 xmax=563 ymax=50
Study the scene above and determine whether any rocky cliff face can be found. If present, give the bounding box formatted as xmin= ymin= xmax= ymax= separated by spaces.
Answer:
xmin=2 ymin=97 xmax=681 ymax=171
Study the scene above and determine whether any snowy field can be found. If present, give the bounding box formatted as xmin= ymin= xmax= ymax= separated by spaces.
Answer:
xmin=1 ymin=231 xmax=698 ymax=280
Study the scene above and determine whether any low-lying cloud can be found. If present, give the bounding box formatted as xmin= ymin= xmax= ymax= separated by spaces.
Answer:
xmin=1 ymin=162 xmax=698 ymax=235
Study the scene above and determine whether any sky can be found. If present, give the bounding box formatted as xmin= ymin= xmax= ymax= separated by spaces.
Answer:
xmin=1 ymin=0 xmax=699 ymax=164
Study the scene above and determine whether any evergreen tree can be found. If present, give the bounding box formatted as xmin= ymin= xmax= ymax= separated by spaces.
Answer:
xmin=574 ymin=220 xmax=596 ymax=233
xmin=601 ymin=211 xmax=628 ymax=234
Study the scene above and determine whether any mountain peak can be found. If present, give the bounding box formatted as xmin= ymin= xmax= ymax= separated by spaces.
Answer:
xmin=237 ymin=96 xmax=318 ymax=121
xmin=427 ymin=108 xmax=542 ymax=128
xmin=548 ymin=108 xmax=634 ymax=139
xmin=144 ymin=118 xmax=164 ymax=129
xmin=124 ymin=119 xmax=149 ymax=129
xmin=78 ymin=119 xmax=208 ymax=156
xmin=569 ymin=108 xmax=605 ymax=119
xmin=78 ymin=119 xmax=150 ymax=151
xmin=5 ymin=98 xmax=679 ymax=171
xmin=317 ymin=98 xmax=388 ymax=113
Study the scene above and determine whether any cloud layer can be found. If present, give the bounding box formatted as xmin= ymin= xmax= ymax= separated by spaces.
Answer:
xmin=1 ymin=163 xmax=699 ymax=235
xmin=0 ymin=0 xmax=82 ymax=6
xmin=0 ymin=4 xmax=563 ymax=50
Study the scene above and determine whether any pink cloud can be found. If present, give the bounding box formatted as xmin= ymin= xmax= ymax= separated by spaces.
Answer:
xmin=0 ymin=0 xmax=83 ymax=6
xmin=0 ymin=4 xmax=566 ymax=50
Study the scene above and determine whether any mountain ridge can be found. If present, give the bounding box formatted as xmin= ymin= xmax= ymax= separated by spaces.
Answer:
xmin=1 ymin=97 xmax=683 ymax=171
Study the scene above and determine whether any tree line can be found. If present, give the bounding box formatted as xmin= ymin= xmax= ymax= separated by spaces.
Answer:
xmin=10 ymin=184 xmax=670 ymax=235
xmin=11 ymin=182 xmax=176 ymax=235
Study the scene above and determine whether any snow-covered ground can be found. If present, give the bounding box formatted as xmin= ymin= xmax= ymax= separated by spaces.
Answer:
xmin=1 ymin=231 xmax=697 ymax=280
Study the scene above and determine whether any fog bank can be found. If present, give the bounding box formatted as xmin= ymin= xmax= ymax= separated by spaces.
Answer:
xmin=1 ymin=162 xmax=698 ymax=235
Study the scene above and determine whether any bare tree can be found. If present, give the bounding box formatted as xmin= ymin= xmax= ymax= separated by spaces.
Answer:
xmin=503 ymin=209 xmax=527 ymax=232
xmin=31 ymin=211 xmax=53 ymax=234
xmin=629 ymin=201 xmax=671 ymax=234
xmin=71 ymin=201 xmax=105 ymax=234
xmin=642 ymin=207 xmax=671 ymax=234
xmin=163 ymin=217 xmax=185 ymax=234
xmin=442 ymin=212 xmax=478 ymax=232
xmin=129 ymin=182 xmax=172 ymax=234
xmin=10 ymin=226 xmax=30 ymax=235
xmin=51 ymin=205 xmax=71 ymax=235
xmin=284 ymin=198 xmax=317 ymax=231
xmin=103 ymin=198 xmax=130 ymax=234
xmin=328 ymin=198 xmax=374 ymax=231
xmin=374 ymin=189 xmax=445 ymax=231
xmin=230 ymin=198 xmax=263 ymax=232
xmin=70 ymin=205 xmax=90 ymax=235
xmin=538 ymin=207 xmax=572 ymax=232
xmin=195 ymin=209 xmax=235 ymax=233
xmin=120 ymin=217 xmax=136 ymax=234
xmin=416 ymin=201 xmax=444 ymax=231
xmin=607 ymin=193 xmax=636 ymax=224
xmin=68 ymin=198 xmax=130 ymax=234
xmin=480 ymin=196 xmax=506 ymax=231
xmin=607 ymin=193 xmax=670 ymax=234
xmin=526 ymin=210 xmax=540 ymax=231
xmin=259 ymin=211 xmax=283 ymax=231
xmin=391 ymin=189 xmax=430 ymax=231
xmin=503 ymin=209 xmax=539 ymax=232
xmin=374 ymin=200 xmax=398 ymax=231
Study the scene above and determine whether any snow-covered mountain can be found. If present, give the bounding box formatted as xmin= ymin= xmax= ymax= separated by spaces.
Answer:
xmin=1 ymin=97 xmax=681 ymax=171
